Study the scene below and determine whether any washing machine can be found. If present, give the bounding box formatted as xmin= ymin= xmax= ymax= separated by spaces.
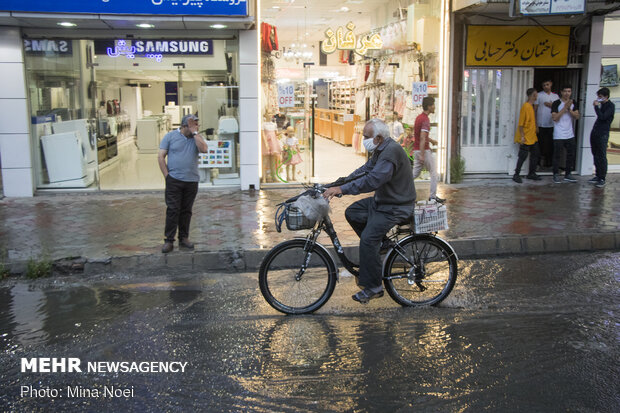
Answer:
xmin=52 ymin=119 xmax=98 ymax=183
xmin=40 ymin=132 xmax=94 ymax=187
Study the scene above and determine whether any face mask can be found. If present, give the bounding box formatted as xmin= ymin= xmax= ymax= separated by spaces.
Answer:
xmin=363 ymin=138 xmax=378 ymax=152
xmin=597 ymin=97 xmax=605 ymax=102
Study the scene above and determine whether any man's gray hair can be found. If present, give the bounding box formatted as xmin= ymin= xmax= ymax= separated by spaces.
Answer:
xmin=366 ymin=118 xmax=391 ymax=140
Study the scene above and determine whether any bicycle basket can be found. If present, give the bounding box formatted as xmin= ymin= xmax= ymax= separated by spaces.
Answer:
xmin=414 ymin=201 xmax=449 ymax=233
xmin=275 ymin=202 xmax=317 ymax=232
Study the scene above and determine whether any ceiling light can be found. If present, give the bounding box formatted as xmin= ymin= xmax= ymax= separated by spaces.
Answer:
xmin=210 ymin=24 xmax=227 ymax=29
xmin=272 ymin=6 xmax=280 ymax=9
xmin=340 ymin=6 xmax=350 ymax=12
xmin=57 ymin=22 xmax=77 ymax=27
xmin=136 ymin=23 xmax=154 ymax=28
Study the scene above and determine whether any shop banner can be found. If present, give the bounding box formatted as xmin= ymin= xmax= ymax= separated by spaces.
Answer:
xmin=412 ymin=82 xmax=428 ymax=106
xmin=0 ymin=0 xmax=248 ymax=16
xmin=466 ymin=25 xmax=570 ymax=67
xmin=519 ymin=0 xmax=585 ymax=15
xmin=277 ymin=84 xmax=295 ymax=108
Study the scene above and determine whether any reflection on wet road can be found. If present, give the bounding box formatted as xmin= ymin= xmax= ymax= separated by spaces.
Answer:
xmin=1 ymin=252 xmax=618 ymax=412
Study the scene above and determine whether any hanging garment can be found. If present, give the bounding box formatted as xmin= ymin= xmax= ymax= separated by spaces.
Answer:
xmin=261 ymin=23 xmax=279 ymax=52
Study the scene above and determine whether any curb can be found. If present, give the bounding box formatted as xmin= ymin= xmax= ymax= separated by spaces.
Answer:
xmin=5 ymin=232 xmax=619 ymax=277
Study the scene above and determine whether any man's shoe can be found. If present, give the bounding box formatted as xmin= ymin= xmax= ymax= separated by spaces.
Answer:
xmin=352 ymin=288 xmax=384 ymax=304
xmin=553 ymin=174 xmax=562 ymax=184
xmin=588 ymin=177 xmax=599 ymax=184
xmin=512 ymin=174 xmax=522 ymax=183
xmin=179 ymin=238 xmax=195 ymax=250
xmin=595 ymin=179 xmax=606 ymax=188
xmin=161 ymin=242 xmax=173 ymax=254
xmin=564 ymin=174 xmax=577 ymax=183
xmin=430 ymin=196 xmax=446 ymax=203
xmin=526 ymin=174 xmax=542 ymax=181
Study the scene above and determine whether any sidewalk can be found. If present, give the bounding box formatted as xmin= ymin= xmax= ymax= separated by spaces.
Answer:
xmin=0 ymin=175 xmax=618 ymax=275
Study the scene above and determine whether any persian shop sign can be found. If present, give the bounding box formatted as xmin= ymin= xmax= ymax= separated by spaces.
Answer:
xmin=466 ymin=25 xmax=570 ymax=67
xmin=320 ymin=22 xmax=383 ymax=56
xmin=519 ymin=0 xmax=585 ymax=15
xmin=0 ymin=0 xmax=247 ymax=16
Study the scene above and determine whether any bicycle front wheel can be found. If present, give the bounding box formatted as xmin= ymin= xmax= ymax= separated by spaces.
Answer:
xmin=383 ymin=234 xmax=457 ymax=306
xmin=259 ymin=239 xmax=337 ymax=315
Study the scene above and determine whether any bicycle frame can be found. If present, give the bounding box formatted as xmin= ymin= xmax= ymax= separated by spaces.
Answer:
xmin=301 ymin=214 xmax=430 ymax=280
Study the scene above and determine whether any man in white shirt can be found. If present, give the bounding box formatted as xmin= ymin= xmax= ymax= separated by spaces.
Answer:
xmin=391 ymin=111 xmax=405 ymax=141
xmin=534 ymin=80 xmax=559 ymax=168
xmin=550 ymin=84 xmax=580 ymax=184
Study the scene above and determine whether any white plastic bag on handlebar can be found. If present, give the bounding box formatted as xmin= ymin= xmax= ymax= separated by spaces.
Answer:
xmin=294 ymin=194 xmax=331 ymax=222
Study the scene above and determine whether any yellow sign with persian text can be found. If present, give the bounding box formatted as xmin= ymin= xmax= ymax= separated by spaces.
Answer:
xmin=320 ymin=22 xmax=383 ymax=56
xmin=466 ymin=25 xmax=570 ymax=67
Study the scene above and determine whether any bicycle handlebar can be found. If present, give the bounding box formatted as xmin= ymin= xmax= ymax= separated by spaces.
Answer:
xmin=280 ymin=173 xmax=367 ymax=205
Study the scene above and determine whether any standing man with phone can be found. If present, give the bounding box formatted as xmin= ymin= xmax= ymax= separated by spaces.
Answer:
xmin=158 ymin=114 xmax=208 ymax=253
xmin=589 ymin=87 xmax=615 ymax=188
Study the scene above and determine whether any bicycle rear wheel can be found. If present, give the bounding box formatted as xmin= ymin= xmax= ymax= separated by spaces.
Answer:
xmin=383 ymin=234 xmax=457 ymax=306
xmin=259 ymin=239 xmax=337 ymax=314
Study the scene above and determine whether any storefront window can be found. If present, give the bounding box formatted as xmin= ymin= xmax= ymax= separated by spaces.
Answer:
xmin=260 ymin=0 xmax=446 ymax=184
xmin=25 ymin=39 xmax=99 ymax=190
xmin=600 ymin=58 xmax=620 ymax=168
xmin=24 ymin=37 xmax=240 ymax=190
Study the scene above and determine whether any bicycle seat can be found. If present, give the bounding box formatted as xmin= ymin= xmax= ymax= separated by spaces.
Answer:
xmin=394 ymin=215 xmax=415 ymax=234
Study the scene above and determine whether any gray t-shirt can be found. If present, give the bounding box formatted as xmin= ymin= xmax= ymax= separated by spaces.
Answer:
xmin=159 ymin=129 xmax=200 ymax=182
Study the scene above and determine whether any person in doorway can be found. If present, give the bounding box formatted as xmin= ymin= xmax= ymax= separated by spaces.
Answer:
xmin=512 ymin=88 xmax=541 ymax=183
xmin=534 ymin=79 xmax=559 ymax=168
xmin=158 ymin=114 xmax=208 ymax=253
xmin=410 ymin=97 xmax=445 ymax=202
xmin=323 ymin=119 xmax=416 ymax=304
xmin=551 ymin=85 xmax=580 ymax=184
xmin=589 ymin=87 xmax=615 ymax=188
xmin=391 ymin=111 xmax=405 ymax=141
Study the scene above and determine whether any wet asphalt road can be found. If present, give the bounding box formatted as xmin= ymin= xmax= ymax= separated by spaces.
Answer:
xmin=1 ymin=251 xmax=619 ymax=412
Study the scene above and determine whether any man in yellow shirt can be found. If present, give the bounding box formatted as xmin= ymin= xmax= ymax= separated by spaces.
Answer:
xmin=513 ymin=88 xmax=541 ymax=183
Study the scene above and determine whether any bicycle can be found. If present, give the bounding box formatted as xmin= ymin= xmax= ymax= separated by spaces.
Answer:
xmin=258 ymin=180 xmax=458 ymax=315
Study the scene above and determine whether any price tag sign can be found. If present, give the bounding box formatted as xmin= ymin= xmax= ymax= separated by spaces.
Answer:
xmin=278 ymin=84 xmax=295 ymax=108
xmin=412 ymin=81 xmax=428 ymax=106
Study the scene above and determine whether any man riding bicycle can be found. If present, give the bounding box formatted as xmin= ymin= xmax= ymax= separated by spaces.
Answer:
xmin=323 ymin=118 xmax=416 ymax=303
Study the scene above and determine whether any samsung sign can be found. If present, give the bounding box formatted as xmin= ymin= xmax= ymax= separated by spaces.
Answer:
xmin=95 ymin=40 xmax=214 ymax=57
xmin=0 ymin=0 xmax=247 ymax=16
xmin=24 ymin=39 xmax=73 ymax=55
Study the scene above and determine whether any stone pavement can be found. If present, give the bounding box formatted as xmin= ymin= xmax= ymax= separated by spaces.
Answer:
xmin=0 ymin=175 xmax=618 ymax=275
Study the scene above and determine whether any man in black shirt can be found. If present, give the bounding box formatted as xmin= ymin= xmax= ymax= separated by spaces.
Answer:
xmin=589 ymin=87 xmax=615 ymax=188
xmin=323 ymin=119 xmax=416 ymax=303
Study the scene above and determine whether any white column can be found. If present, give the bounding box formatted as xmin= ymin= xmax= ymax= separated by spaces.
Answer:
xmin=579 ymin=16 xmax=605 ymax=176
xmin=238 ymin=29 xmax=260 ymax=190
xmin=0 ymin=27 xmax=33 ymax=197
